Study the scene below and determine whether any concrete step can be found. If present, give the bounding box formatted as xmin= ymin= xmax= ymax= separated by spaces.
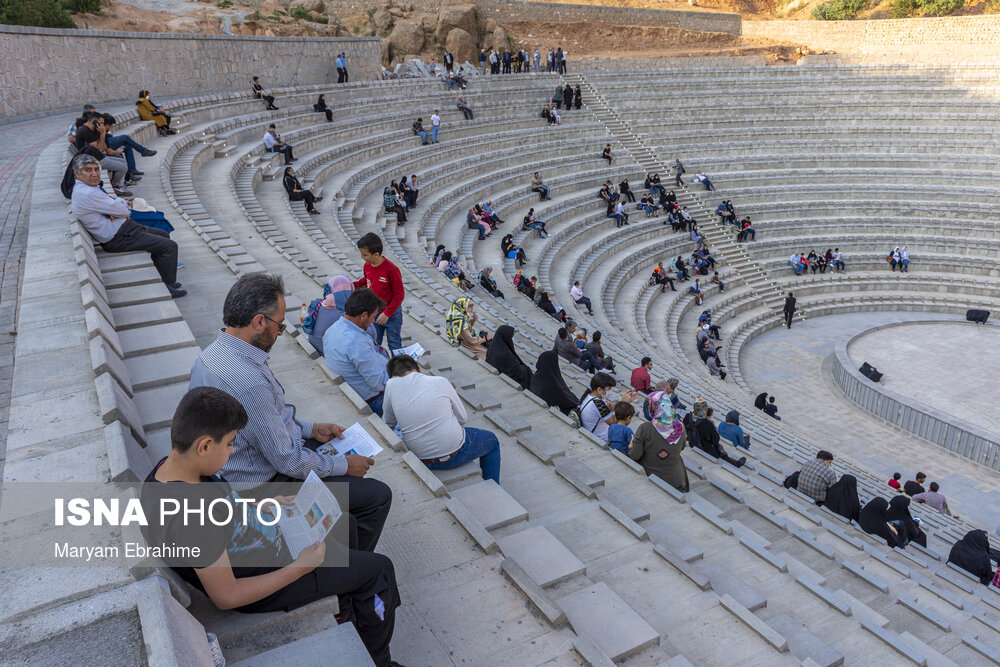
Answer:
xmin=450 ymin=479 xmax=529 ymax=530
xmin=229 ymin=622 xmax=373 ymax=667
xmin=496 ymin=525 xmax=586 ymax=587
xmin=557 ymin=582 xmax=660 ymax=661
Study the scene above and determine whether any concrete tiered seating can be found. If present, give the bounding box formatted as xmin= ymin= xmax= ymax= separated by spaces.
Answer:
xmin=13 ymin=63 xmax=1000 ymax=665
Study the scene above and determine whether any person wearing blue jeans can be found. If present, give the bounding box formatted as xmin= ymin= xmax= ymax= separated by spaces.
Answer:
xmin=430 ymin=110 xmax=440 ymax=144
xmin=383 ymin=356 xmax=502 ymax=484
xmin=375 ymin=308 xmax=403 ymax=353
xmin=412 ymin=118 xmax=431 ymax=145
xmin=103 ymin=114 xmax=155 ymax=175
xmin=425 ymin=427 xmax=501 ymax=483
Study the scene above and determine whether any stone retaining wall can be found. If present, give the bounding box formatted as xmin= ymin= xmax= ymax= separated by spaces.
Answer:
xmin=745 ymin=16 xmax=1000 ymax=64
xmin=0 ymin=25 xmax=381 ymax=119
xmin=576 ymin=55 xmax=766 ymax=70
xmin=331 ymin=0 xmax=742 ymax=34
xmin=832 ymin=322 xmax=1000 ymax=471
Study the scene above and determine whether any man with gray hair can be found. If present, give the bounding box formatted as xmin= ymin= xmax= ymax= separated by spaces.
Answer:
xmin=189 ymin=273 xmax=392 ymax=550
xmin=70 ymin=153 xmax=185 ymax=297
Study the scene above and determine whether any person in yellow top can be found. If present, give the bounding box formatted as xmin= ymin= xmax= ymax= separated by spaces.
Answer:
xmin=445 ymin=297 xmax=492 ymax=360
xmin=136 ymin=90 xmax=176 ymax=136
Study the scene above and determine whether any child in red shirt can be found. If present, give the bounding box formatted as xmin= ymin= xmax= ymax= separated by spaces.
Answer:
xmin=354 ymin=233 xmax=405 ymax=351
xmin=888 ymin=472 xmax=901 ymax=490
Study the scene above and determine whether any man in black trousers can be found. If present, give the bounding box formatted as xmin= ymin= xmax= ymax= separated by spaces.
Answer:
xmin=783 ymin=292 xmax=797 ymax=328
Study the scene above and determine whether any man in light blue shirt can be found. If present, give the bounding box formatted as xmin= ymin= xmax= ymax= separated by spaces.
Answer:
xmin=190 ymin=273 xmax=391 ymax=551
xmin=263 ymin=124 xmax=294 ymax=164
xmin=324 ymin=288 xmax=390 ymax=416
xmin=336 ymin=52 xmax=348 ymax=83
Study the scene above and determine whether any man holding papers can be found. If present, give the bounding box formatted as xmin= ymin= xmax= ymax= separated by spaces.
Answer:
xmin=383 ymin=355 xmax=502 ymax=483
xmin=190 ymin=274 xmax=392 ymax=554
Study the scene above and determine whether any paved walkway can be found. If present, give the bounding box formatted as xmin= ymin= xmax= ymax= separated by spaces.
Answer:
xmin=848 ymin=320 xmax=1000 ymax=436
xmin=740 ymin=310 xmax=1000 ymax=532
xmin=0 ymin=111 xmax=79 ymax=482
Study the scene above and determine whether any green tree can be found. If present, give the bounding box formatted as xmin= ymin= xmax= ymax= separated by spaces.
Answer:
xmin=0 ymin=0 xmax=75 ymax=28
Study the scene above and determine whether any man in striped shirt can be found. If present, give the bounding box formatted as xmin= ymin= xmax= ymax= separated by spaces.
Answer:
xmin=189 ymin=273 xmax=391 ymax=552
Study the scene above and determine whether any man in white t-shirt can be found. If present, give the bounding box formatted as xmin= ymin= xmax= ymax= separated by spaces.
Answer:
xmin=383 ymin=355 xmax=500 ymax=483
xmin=430 ymin=110 xmax=441 ymax=144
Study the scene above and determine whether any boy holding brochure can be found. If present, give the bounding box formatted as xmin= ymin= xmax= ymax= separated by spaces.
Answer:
xmin=141 ymin=387 xmax=400 ymax=666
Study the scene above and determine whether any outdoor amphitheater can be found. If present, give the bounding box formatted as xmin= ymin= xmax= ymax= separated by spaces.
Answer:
xmin=3 ymin=3 xmax=1000 ymax=665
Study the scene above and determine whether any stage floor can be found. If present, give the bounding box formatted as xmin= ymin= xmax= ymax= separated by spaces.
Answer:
xmin=848 ymin=319 xmax=1000 ymax=438
xmin=739 ymin=311 xmax=1000 ymax=531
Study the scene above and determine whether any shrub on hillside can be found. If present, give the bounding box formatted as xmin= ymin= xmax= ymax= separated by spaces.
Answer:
xmin=811 ymin=0 xmax=868 ymax=19
xmin=290 ymin=5 xmax=312 ymax=20
xmin=0 ymin=0 xmax=74 ymax=27
xmin=892 ymin=0 xmax=963 ymax=15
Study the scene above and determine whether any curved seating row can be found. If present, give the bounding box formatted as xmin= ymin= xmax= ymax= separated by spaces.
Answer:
xmin=88 ymin=68 xmax=1000 ymax=665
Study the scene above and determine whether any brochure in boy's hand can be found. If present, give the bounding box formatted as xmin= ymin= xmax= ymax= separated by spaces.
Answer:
xmin=390 ymin=343 xmax=425 ymax=359
xmin=277 ymin=470 xmax=342 ymax=559
xmin=317 ymin=423 xmax=384 ymax=459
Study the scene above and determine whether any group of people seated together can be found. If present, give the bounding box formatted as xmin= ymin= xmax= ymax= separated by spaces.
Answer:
xmin=69 ymin=81 xmax=998 ymax=667
xmin=715 ymin=199 xmax=756 ymax=242
xmin=381 ymin=175 xmax=419 ymax=223
xmin=466 ymin=200 xmax=505 ymax=239
xmin=790 ymin=249 xmax=846 ymax=275
xmin=68 ymin=101 xmax=161 ymax=197
xmin=510 ymin=272 xmax=567 ymax=323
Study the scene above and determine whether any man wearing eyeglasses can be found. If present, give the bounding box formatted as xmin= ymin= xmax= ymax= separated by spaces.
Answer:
xmin=189 ymin=273 xmax=392 ymax=553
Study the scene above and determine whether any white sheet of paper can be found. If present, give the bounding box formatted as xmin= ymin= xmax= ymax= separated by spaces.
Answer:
xmin=326 ymin=422 xmax=384 ymax=458
xmin=390 ymin=343 xmax=425 ymax=359
xmin=277 ymin=471 xmax=342 ymax=559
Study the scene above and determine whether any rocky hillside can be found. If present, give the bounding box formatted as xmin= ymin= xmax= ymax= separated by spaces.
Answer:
xmin=75 ymin=0 xmax=804 ymax=65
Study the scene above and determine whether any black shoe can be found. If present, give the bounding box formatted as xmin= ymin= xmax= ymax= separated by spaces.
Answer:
xmin=128 ymin=170 xmax=145 ymax=176
xmin=168 ymin=282 xmax=182 ymax=289
xmin=168 ymin=286 xmax=187 ymax=299
xmin=308 ymin=209 xmax=320 ymax=215
xmin=736 ymin=456 xmax=746 ymax=467
xmin=140 ymin=149 xmax=157 ymax=157
xmin=113 ymin=188 xmax=133 ymax=197
xmin=314 ymin=196 xmax=324 ymax=202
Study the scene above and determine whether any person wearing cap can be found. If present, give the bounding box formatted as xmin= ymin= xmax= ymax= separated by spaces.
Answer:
xmin=797 ymin=450 xmax=838 ymax=504
xmin=717 ymin=411 xmax=750 ymax=451
xmin=263 ymin=124 xmax=294 ymax=164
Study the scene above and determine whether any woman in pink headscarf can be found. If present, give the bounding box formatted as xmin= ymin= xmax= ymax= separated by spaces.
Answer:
xmin=304 ymin=275 xmax=376 ymax=354
xmin=627 ymin=390 xmax=689 ymax=492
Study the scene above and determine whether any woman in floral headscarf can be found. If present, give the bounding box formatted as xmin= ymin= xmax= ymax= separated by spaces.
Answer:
xmin=304 ymin=275 xmax=377 ymax=354
xmin=628 ymin=390 xmax=689 ymax=492
xmin=445 ymin=297 xmax=491 ymax=359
